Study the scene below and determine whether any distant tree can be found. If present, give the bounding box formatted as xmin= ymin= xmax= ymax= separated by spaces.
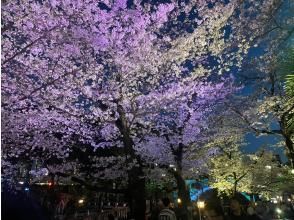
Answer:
xmin=207 ymin=135 xmax=251 ymax=195
xmin=208 ymin=135 xmax=293 ymax=198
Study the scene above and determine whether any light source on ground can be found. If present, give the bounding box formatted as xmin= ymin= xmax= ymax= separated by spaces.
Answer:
xmin=78 ymin=199 xmax=84 ymax=204
xmin=197 ymin=201 xmax=205 ymax=209
xmin=197 ymin=201 xmax=205 ymax=220
xmin=276 ymin=208 xmax=282 ymax=214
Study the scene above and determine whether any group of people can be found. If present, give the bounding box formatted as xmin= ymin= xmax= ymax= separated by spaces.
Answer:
xmin=148 ymin=196 xmax=294 ymax=220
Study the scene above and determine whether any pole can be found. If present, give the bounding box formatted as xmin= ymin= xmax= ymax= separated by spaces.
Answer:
xmin=198 ymin=207 xmax=201 ymax=220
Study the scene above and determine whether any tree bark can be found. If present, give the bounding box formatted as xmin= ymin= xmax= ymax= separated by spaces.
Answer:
xmin=284 ymin=134 xmax=294 ymax=167
xmin=280 ymin=115 xmax=294 ymax=167
xmin=172 ymin=143 xmax=191 ymax=220
xmin=173 ymin=171 xmax=191 ymax=220
xmin=233 ymin=172 xmax=237 ymax=195
xmin=127 ymin=167 xmax=146 ymax=220
xmin=116 ymin=104 xmax=146 ymax=219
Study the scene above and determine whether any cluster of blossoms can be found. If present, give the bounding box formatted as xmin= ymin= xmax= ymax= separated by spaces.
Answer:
xmin=1 ymin=0 xmax=281 ymax=182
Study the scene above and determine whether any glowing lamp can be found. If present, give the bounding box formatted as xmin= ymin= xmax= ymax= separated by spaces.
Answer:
xmin=78 ymin=199 xmax=84 ymax=204
xmin=276 ymin=208 xmax=282 ymax=214
xmin=177 ymin=198 xmax=182 ymax=204
xmin=197 ymin=201 xmax=205 ymax=209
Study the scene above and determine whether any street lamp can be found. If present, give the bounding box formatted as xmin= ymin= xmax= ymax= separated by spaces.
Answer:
xmin=276 ymin=208 xmax=282 ymax=214
xmin=78 ymin=199 xmax=84 ymax=204
xmin=276 ymin=207 xmax=282 ymax=218
xmin=197 ymin=201 xmax=205 ymax=220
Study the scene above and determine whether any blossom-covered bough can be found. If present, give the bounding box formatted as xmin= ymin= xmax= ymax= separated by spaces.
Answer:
xmin=223 ymin=0 xmax=294 ymax=167
xmin=1 ymin=0 xmax=282 ymax=218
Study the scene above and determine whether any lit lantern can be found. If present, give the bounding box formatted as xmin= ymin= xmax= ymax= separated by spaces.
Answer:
xmin=197 ymin=201 xmax=205 ymax=209
xmin=78 ymin=199 xmax=84 ymax=204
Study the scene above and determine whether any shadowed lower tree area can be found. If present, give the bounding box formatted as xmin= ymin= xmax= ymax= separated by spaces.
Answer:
xmin=1 ymin=0 xmax=294 ymax=220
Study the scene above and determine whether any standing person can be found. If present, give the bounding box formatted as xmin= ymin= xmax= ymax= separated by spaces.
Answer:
xmin=203 ymin=202 xmax=226 ymax=220
xmin=158 ymin=197 xmax=177 ymax=220
xmin=255 ymin=202 xmax=270 ymax=220
xmin=246 ymin=202 xmax=261 ymax=220
xmin=227 ymin=198 xmax=249 ymax=220
xmin=150 ymin=199 xmax=164 ymax=220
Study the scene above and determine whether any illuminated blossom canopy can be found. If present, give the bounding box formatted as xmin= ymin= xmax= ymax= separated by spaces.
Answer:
xmin=2 ymin=0 xmax=277 ymax=154
xmin=1 ymin=0 xmax=282 ymax=218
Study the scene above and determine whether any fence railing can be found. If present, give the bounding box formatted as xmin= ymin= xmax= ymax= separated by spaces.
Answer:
xmin=55 ymin=207 xmax=129 ymax=220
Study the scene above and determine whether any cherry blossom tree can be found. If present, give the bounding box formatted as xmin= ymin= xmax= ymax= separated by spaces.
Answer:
xmin=224 ymin=0 xmax=294 ymax=166
xmin=1 ymin=0 xmax=283 ymax=218
xmin=135 ymin=79 xmax=235 ymax=216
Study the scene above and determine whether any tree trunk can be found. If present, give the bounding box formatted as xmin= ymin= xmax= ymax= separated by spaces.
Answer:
xmin=280 ymin=113 xmax=294 ymax=167
xmin=173 ymin=171 xmax=191 ymax=220
xmin=127 ymin=167 xmax=146 ymax=220
xmin=116 ymin=104 xmax=146 ymax=219
xmin=284 ymin=134 xmax=294 ymax=167
xmin=171 ymin=143 xmax=191 ymax=220
xmin=233 ymin=172 xmax=237 ymax=195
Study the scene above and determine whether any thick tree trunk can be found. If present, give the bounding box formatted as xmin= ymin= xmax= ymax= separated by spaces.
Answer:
xmin=280 ymin=112 xmax=294 ymax=167
xmin=234 ymin=182 xmax=237 ymax=195
xmin=127 ymin=167 xmax=146 ymax=220
xmin=171 ymin=143 xmax=192 ymax=220
xmin=233 ymin=172 xmax=237 ymax=195
xmin=116 ymin=104 xmax=146 ymax=219
xmin=284 ymin=135 xmax=294 ymax=167
xmin=173 ymin=171 xmax=191 ymax=220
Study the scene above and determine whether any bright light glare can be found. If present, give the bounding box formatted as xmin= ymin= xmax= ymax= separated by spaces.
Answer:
xmin=197 ymin=201 xmax=205 ymax=209
xmin=177 ymin=198 xmax=182 ymax=204
xmin=276 ymin=208 xmax=282 ymax=214
xmin=291 ymin=169 xmax=294 ymax=174
xmin=18 ymin=181 xmax=24 ymax=185
xmin=78 ymin=199 xmax=84 ymax=204
xmin=265 ymin=165 xmax=272 ymax=170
